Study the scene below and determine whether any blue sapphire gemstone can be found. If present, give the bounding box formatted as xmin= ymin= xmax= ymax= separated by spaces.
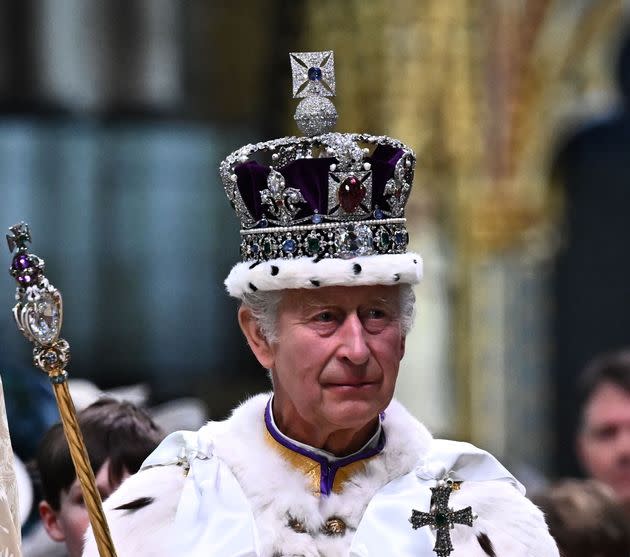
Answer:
xmin=311 ymin=213 xmax=323 ymax=224
xmin=282 ymin=239 xmax=297 ymax=254
xmin=374 ymin=208 xmax=384 ymax=219
xmin=308 ymin=66 xmax=322 ymax=81
xmin=251 ymin=243 xmax=260 ymax=255
xmin=258 ymin=218 xmax=269 ymax=228
xmin=394 ymin=231 xmax=407 ymax=245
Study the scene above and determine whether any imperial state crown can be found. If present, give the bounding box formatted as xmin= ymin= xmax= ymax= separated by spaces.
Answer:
xmin=220 ymin=51 xmax=422 ymax=298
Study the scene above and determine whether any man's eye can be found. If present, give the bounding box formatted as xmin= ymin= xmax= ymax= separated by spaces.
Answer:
xmin=367 ymin=308 xmax=386 ymax=319
xmin=315 ymin=311 xmax=334 ymax=322
xmin=592 ymin=426 xmax=618 ymax=440
xmin=363 ymin=307 xmax=391 ymax=321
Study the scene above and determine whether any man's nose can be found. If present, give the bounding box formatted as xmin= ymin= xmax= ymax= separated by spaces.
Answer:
xmin=337 ymin=313 xmax=370 ymax=365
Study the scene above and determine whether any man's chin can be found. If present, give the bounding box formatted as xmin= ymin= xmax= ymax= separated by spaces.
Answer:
xmin=324 ymin=399 xmax=383 ymax=427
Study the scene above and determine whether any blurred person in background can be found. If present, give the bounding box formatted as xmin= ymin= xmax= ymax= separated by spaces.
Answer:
xmin=551 ymin=29 xmax=630 ymax=485
xmin=577 ymin=349 xmax=630 ymax=519
xmin=32 ymin=398 xmax=163 ymax=557
xmin=531 ymin=479 xmax=630 ymax=556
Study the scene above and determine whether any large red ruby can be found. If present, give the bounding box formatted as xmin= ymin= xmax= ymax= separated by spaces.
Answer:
xmin=338 ymin=176 xmax=366 ymax=213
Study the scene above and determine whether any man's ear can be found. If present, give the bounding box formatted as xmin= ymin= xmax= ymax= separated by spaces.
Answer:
xmin=39 ymin=500 xmax=66 ymax=542
xmin=238 ymin=305 xmax=275 ymax=369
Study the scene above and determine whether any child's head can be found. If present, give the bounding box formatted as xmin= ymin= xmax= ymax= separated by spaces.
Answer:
xmin=36 ymin=398 xmax=164 ymax=557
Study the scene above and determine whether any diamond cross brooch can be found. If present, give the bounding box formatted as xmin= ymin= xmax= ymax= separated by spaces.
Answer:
xmin=409 ymin=481 xmax=475 ymax=557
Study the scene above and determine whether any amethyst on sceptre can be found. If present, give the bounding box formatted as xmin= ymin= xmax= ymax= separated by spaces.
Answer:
xmin=7 ymin=222 xmax=45 ymax=287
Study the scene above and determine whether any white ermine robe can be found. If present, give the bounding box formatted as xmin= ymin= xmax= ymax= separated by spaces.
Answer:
xmin=83 ymin=394 xmax=558 ymax=557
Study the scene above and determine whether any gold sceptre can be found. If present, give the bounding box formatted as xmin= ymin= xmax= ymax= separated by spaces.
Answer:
xmin=7 ymin=222 xmax=117 ymax=557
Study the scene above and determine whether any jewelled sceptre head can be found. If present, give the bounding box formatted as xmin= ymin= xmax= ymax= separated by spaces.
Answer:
xmin=7 ymin=222 xmax=117 ymax=557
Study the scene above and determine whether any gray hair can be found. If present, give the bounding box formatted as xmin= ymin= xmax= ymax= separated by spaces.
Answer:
xmin=240 ymin=285 xmax=416 ymax=343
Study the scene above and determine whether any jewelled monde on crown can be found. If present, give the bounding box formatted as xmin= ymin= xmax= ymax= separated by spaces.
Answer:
xmin=219 ymin=50 xmax=417 ymax=264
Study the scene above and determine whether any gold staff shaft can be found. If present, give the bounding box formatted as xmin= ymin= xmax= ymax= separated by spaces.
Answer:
xmin=6 ymin=222 xmax=117 ymax=557
xmin=50 ymin=373 xmax=118 ymax=557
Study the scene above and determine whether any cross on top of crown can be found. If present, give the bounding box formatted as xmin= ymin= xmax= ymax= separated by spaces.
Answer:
xmin=290 ymin=51 xmax=336 ymax=98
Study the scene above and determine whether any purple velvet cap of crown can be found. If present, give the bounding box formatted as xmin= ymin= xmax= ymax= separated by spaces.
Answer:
xmin=234 ymin=144 xmax=404 ymax=224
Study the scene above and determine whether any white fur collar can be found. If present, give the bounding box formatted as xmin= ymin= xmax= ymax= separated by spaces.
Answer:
xmin=208 ymin=393 xmax=432 ymax=557
xmin=84 ymin=394 xmax=558 ymax=557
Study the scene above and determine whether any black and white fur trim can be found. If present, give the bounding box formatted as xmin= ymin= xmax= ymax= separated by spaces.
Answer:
xmin=224 ymin=252 xmax=423 ymax=298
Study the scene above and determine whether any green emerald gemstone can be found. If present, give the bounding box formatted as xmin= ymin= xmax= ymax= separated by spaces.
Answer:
xmin=379 ymin=232 xmax=391 ymax=249
xmin=434 ymin=512 xmax=448 ymax=528
xmin=263 ymin=239 xmax=273 ymax=256
xmin=307 ymin=237 xmax=320 ymax=254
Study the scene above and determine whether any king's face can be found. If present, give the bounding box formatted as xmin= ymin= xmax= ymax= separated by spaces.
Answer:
xmin=266 ymin=285 xmax=406 ymax=453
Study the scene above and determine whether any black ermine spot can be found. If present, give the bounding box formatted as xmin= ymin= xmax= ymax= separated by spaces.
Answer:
xmin=114 ymin=497 xmax=154 ymax=513
xmin=477 ymin=533 xmax=496 ymax=557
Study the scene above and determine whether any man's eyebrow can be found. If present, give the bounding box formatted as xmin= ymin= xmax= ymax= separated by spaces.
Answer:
xmin=298 ymin=295 xmax=398 ymax=311
xmin=364 ymin=296 xmax=399 ymax=309
xmin=300 ymin=298 xmax=334 ymax=312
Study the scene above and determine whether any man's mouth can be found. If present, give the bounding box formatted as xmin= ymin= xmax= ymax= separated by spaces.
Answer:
xmin=323 ymin=381 xmax=377 ymax=388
